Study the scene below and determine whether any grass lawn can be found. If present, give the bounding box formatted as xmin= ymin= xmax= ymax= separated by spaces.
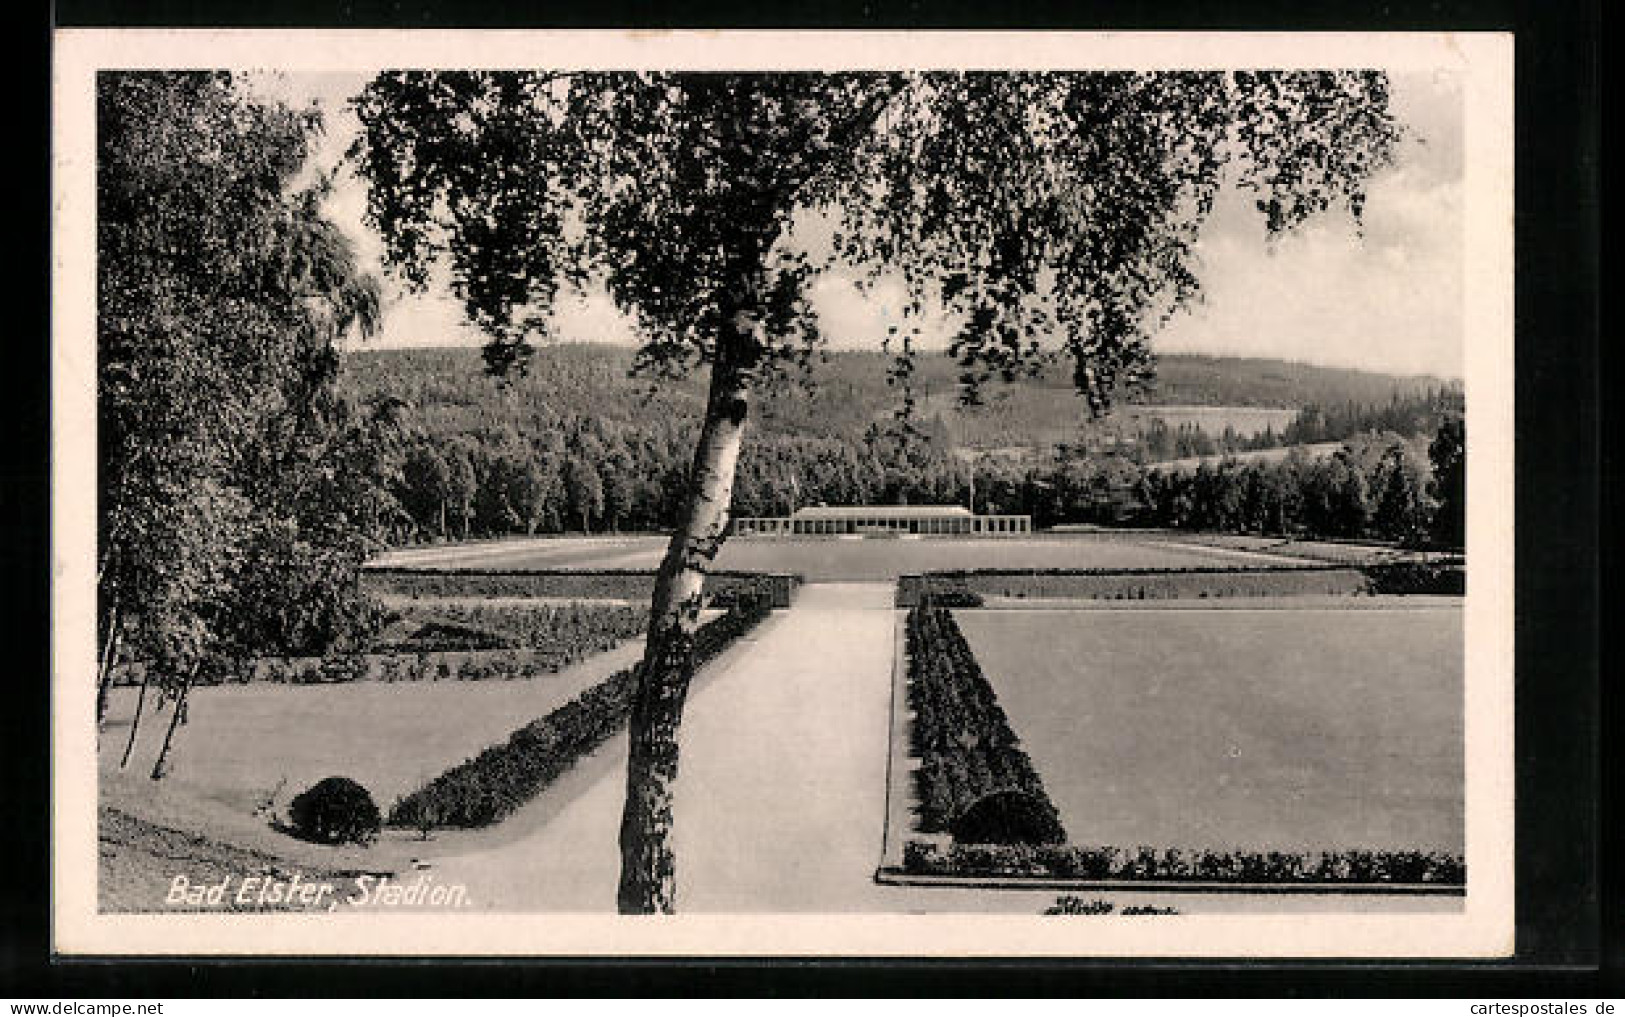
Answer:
xmin=381 ymin=534 xmax=1273 ymax=580
xmin=99 ymin=637 xmax=647 ymax=817
xmin=954 ymin=605 xmax=1463 ymax=854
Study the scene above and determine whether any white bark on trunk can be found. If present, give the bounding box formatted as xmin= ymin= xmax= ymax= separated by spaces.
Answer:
xmin=615 ymin=322 xmax=758 ymax=914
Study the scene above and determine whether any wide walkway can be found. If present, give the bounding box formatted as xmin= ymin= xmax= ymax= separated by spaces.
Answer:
xmin=424 ymin=583 xmax=897 ymax=912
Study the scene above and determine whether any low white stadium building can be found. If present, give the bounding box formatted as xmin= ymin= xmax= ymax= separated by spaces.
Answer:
xmin=730 ymin=504 xmax=1032 ymax=538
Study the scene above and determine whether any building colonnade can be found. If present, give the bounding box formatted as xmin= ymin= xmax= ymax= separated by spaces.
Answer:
xmin=730 ymin=513 xmax=1032 ymax=538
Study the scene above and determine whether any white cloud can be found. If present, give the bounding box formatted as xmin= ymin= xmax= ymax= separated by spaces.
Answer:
xmin=283 ymin=70 xmax=1462 ymax=378
xmin=1153 ymin=161 xmax=1464 ymax=379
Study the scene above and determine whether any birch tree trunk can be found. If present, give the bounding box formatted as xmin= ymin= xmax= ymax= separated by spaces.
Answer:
xmin=616 ymin=308 xmax=760 ymax=915
xmin=95 ymin=602 xmax=122 ymax=731
xmin=150 ymin=664 xmax=198 ymax=781
xmin=118 ymin=665 xmax=149 ymax=770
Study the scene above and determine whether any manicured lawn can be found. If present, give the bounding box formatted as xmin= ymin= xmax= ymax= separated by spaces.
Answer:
xmin=99 ymin=638 xmax=647 ymax=816
xmin=380 ymin=534 xmax=1266 ymax=580
xmin=954 ymin=605 xmax=1463 ymax=854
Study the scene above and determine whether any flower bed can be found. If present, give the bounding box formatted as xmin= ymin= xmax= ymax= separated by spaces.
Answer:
xmin=386 ymin=595 xmax=773 ymax=830
xmin=117 ymin=644 xmax=639 ymax=688
xmin=375 ymin=600 xmax=648 ymax=656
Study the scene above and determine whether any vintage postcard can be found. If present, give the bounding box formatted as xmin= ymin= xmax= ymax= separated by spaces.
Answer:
xmin=51 ymin=29 xmax=1514 ymax=957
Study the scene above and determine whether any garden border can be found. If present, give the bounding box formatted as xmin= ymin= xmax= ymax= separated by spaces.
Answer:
xmin=872 ymin=870 xmax=1466 ymax=896
xmin=876 ymin=587 xmax=1467 ymax=894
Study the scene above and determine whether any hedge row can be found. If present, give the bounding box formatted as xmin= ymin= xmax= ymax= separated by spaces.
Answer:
xmin=1361 ymin=560 xmax=1467 ymax=595
xmin=362 ymin=568 xmax=799 ymax=607
xmin=113 ymin=645 xmax=634 ymax=688
xmin=902 ymin=841 xmax=1465 ymax=885
xmin=376 ymin=601 xmax=648 ymax=657
xmin=898 ymin=567 xmax=1371 ymax=605
xmin=905 ymin=605 xmax=1066 ymax=841
xmin=387 ymin=596 xmax=773 ymax=831
xmin=917 ymin=588 xmax=985 ymax=608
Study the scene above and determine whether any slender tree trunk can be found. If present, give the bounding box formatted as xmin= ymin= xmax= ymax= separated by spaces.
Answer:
xmin=95 ymin=602 xmax=122 ymax=731
xmin=150 ymin=664 xmax=198 ymax=781
xmin=118 ymin=665 xmax=149 ymax=770
xmin=616 ymin=311 xmax=760 ymax=915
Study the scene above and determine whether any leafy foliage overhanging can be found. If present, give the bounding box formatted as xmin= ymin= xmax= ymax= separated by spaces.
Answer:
xmin=351 ymin=71 xmax=1400 ymax=410
xmin=99 ymin=71 xmax=389 ymax=690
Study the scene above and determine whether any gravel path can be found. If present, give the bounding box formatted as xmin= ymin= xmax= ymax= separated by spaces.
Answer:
xmin=419 ymin=584 xmax=898 ymax=912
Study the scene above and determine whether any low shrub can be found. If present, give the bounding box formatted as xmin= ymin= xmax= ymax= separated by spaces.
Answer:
xmin=373 ymin=600 xmax=649 ymax=660
xmin=1362 ymin=560 xmax=1466 ymax=595
xmin=901 ymin=840 xmax=1465 ymax=885
xmin=950 ymin=790 xmax=1067 ymax=846
xmin=288 ymin=776 xmax=381 ymax=846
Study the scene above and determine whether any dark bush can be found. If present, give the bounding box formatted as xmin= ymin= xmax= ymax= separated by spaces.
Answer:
xmin=1362 ymin=560 xmax=1466 ymax=595
xmin=288 ymin=776 xmax=381 ymax=846
xmin=950 ymin=790 xmax=1067 ymax=846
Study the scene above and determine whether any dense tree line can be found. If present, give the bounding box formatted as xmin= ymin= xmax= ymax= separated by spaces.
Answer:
xmin=359 ymin=408 xmax=1465 ymax=548
xmin=338 ymin=345 xmax=1462 ymax=546
xmin=1136 ymin=420 xmax=1464 ymax=547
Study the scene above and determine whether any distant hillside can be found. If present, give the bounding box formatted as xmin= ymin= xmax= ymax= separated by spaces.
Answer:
xmin=333 ymin=343 xmax=1461 ymax=543
xmin=338 ymin=343 xmax=1455 ymax=451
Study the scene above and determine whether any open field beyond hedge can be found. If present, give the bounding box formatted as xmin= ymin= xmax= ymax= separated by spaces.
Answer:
xmin=954 ymin=604 xmax=1464 ymax=855
xmin=376 ymin=533 xmax=1301 ymax=580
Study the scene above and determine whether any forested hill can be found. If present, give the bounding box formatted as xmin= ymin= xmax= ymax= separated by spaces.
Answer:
xmin=337 ymin=343 xmax=1456 ymax=449
xmin=332 ymin=343 xmax=1461 ymax=541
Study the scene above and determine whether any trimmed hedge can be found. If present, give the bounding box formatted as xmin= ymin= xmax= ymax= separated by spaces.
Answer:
xmin=1361 ymin=560 xmax=1466 ymax=595
xmin=132 ymin=647 xmax=627 ymax=687
xmin=918 ymin=587 xmax=985 ymax=608
xmin=902 ymin=841 xmax=1465 ymax=885
xmin=363 ymin=568 xmax=800 ymax=608
xmin=898 ymin=566 xmax=1370 ymax=605
xmin=375 ymin=600 xmax=649 ymax=657
xmin=950 ymin=789 xmax=1068 ymax=845
xmin=387 ymin=596 xmax=773 ymax=831
xmin=114 ymin=600 xmax=663 ymax=687
xmin=905 ymin=605 xmax=1066 ymax=843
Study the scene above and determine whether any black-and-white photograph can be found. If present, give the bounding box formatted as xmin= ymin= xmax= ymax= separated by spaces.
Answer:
xmin=51 ymin=30 xmax=1514 ymax=956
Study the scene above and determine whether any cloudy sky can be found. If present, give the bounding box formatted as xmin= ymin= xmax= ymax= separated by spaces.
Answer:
xmin=269 ymin=70 xmax=1463 ymax=379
